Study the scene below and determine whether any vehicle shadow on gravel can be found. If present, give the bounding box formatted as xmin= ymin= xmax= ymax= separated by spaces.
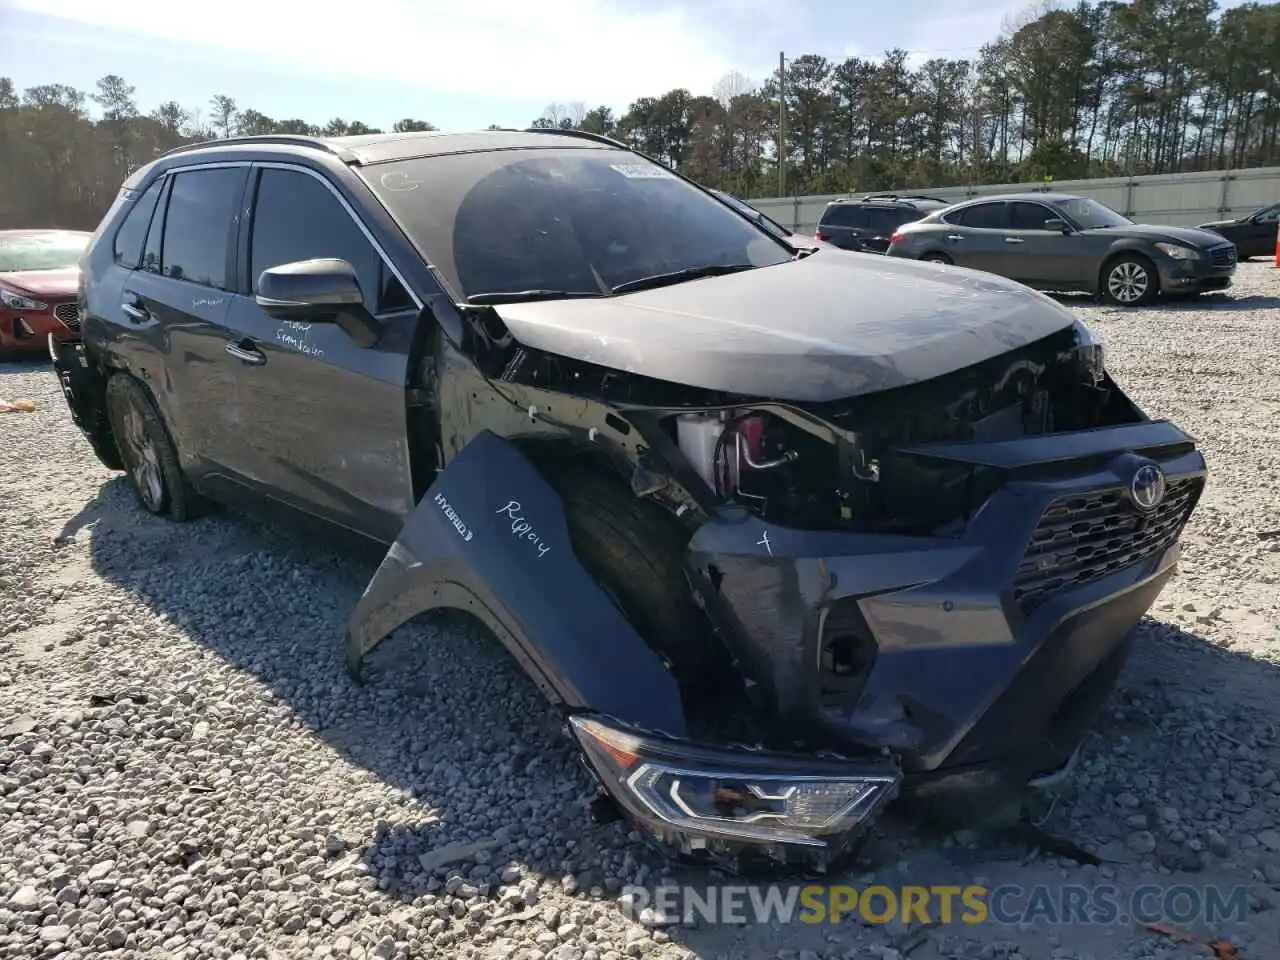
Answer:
xmin=61 ymin=477 xmax=1280 ymax=955
xmin=0 ymin=357 xmax=51 ymax=378
xmin=61 ymin=478 xmax=661 ymax=902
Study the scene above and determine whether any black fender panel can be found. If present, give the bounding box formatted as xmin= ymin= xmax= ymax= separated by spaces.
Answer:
xmin=347 ymin=429 xmax=688 ymax=737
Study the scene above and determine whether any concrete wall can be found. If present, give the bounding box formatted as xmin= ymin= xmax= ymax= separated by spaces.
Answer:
xmin=747 ymin=166 xmax=1280 ymax=235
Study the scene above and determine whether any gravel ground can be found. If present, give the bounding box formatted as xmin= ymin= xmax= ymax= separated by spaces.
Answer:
xmin=2 ymin=262 xmax=1279 ymax=960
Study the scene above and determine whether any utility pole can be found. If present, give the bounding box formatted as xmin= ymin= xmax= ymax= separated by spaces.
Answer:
xmin=777 ymin=51 xmax=786 ymax=197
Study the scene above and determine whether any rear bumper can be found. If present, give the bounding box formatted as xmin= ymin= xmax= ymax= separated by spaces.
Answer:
xmin=684 ymin=421 xmax=1204 ymax=794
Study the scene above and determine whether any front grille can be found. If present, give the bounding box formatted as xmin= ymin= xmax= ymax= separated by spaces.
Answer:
xmin=54 ymin=303 xmax=81 ymax=330
xmin=1210 ymin=244 xmax=1237 ymax=268
xmin=1013 ymin=476 xmax=1202 ymax=614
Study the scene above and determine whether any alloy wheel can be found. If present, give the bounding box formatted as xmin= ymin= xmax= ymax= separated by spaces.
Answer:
xmin=1107 ymin=261 xmax=1149 ymax=304
xmin=118 ymin=402 xmax=164 ymax=511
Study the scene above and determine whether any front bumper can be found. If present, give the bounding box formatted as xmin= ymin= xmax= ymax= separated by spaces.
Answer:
xmin=681 ymin=421 xmax=1204 ymax=814
xmin=0 ymin=303 xmax=79 ymax=354
xmin=1156 ymin=244 xmax=1237 ymax=293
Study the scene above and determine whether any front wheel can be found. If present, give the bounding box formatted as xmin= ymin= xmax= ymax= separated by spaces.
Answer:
xmin=555 ymin=469 xmax=722 ymax=684
xmin=104 ymin=374 xmax=207 ymax=520
xmin=1100 ymin=255 xmax=1158 ymax=306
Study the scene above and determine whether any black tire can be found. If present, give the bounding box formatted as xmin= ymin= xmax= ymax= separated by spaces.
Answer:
xmin=104 ymin=374 xmax=207 ymax=521
xmin=921 ymin=251 xmax=953 ymax=264
xmin=1099 ymin=254 xmax=1158 ymax=306
xmin=554 ymin=468 xmax=722 ymax=682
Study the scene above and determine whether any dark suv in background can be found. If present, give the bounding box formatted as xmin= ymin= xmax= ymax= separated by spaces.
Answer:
xmin=814 ymin=195 xmax=949 ymax=253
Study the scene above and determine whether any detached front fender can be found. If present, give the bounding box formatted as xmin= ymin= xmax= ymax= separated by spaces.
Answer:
xmin=347 ymin=429 xmax=687 ymax=737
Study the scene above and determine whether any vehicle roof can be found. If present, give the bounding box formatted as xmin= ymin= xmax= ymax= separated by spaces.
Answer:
xmin=953 ymin=192 xmax=1086 ymax=204
xmin=158 ymin=129 xmax=626 ymax=167
xmin=0 ymin=229 xmax=93 ymax=238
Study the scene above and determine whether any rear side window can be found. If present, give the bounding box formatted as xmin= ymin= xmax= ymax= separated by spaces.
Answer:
xmin=865 ymin=207 xmax=911 ymax=231
xmin=160 ymin=167 xmax=245 ymax=289
xmin=947 ymin=202 xmax=1006 ymax=229
xmin=248 ymin=167 xmax=411 ymax=314
xmin=112 ymin=179 xmax=164 ymax=268
xmin=821 ymin=205 xmax=868 ymax=228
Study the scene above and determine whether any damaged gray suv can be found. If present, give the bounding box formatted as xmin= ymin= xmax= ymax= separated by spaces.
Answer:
xmin=53 ymin=129 xmax=1205 ymax=873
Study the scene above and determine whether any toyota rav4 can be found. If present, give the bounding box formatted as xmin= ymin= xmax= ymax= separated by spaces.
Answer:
xmin=52 ymin=129 xmax=1205 ymax=873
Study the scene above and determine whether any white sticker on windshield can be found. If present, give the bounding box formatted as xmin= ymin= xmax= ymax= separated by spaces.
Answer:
xmin=609 ymin=163 xmax=675 ymax=180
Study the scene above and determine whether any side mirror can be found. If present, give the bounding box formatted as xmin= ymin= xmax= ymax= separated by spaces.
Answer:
xmin=1043 ymin=218 xmax=1072 ymax=233
xmin=256 ymin=258 xmax=379 ymax=348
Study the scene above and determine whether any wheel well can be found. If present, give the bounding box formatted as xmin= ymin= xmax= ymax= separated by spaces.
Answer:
xmin=921 ymin=250 xmax=953 ymax=263
xmin=1098 ymin=250 xmax=1159 ymax=294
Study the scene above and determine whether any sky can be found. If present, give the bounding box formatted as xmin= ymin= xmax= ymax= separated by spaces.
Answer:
xmin=0 ymin=0 xmax=1175 ymax=131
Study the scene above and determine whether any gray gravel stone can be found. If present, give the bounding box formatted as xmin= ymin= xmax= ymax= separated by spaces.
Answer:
xmin=1 ymin=264 xmax=1278 ymax=959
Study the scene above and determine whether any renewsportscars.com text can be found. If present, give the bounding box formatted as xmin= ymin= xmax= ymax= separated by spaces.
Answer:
xmin=618 ymin=883 xmax=1250 ymax=927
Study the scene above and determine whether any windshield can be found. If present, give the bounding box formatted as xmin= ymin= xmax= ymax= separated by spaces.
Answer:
xmin=713 ymin=190 xmax=793 ymax=240
xmin=362 ymin=148 xmax=792 ymax=300
xmin=1055 ymin=197 xmax=1132 ymax=230
xmin=0 ymin=232 xmax=89 ymax=272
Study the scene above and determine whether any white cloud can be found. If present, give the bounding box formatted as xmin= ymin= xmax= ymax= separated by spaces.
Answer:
xmin=5 ymin=0 xmax=732 ymax=108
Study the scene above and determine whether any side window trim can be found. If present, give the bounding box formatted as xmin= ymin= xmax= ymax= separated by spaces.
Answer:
xmin=152 ymin=161 xmax=250 ymax=291
xmin=249 ymin=161 xmax=422 ymax=315
xmin=141 ymin=176 xmax=172 ymax=275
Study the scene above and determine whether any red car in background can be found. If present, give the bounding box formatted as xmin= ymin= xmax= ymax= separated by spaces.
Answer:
xmin=0 ymin=229 xmax=91 ymax=361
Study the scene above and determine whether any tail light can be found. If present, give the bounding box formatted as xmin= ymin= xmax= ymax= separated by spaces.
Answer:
xmin=814 ymin=229 xmax=824 ymax=241
xmin=889 ymin=231 xmax=904 ymax=245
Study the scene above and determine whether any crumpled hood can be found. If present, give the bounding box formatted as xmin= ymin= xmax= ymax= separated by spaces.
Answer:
xmin=0 ymin=268 xmax=79 ymax=299
xmin=493 ymin=252 xmax=1079 ymax=403
xmin=1092 ymin=223 xmax=1231 ymax=247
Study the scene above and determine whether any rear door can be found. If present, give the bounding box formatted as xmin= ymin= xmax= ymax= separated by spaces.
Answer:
xmin=1000 ymin=201 xmax=1087 ymax=287
xmin=938 ymin=201 xmax=1009 ymax=273
xmin=862 ymin=206 xmax=911 ymax=253
xmin=817 ymin=205 xmax=869 ymax=250
xmin=119 ymin=164 xmax=249 ymax=480
xmin=215 ymin=163 xmax=423 ymax=543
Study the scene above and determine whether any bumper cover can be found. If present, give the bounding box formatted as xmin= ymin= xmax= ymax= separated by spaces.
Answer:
xmin=1156 ymin=245 xmax=1237 ymax=292
xmin=683 ymin=421 xmax=1204 ymax=784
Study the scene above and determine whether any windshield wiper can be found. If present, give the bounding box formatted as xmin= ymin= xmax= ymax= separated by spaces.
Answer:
xmin=465 ymin=289 xmax=604 ymax=305
xmin=610 ymin=263 xmax=756 ymax=295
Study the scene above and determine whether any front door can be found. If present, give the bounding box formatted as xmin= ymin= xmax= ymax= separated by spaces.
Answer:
xmin=999 ymin=201 xmax=1087 ymax=288
xmin=216 ymin=163 xmax=423 ymax=544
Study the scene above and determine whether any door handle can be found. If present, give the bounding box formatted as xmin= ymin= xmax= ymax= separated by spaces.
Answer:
xmin=225 ymin=340 xmax=266 ymax=365
xmin=1004 ymin=237 xmax=1025 ymax=244
xmin=121 ymin=302 xmax=149 ymax=323
xmin=946 ymin=234 xmax=964 ymax=241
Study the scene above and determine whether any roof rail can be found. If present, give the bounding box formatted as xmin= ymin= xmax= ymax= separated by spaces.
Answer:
xmin=863 ymin=193 xmax=948 ymax=203
xmin=158 ymin=134 xmax=358 ymax=163
xmin=521 ymin=127 xmax=630 ymax=150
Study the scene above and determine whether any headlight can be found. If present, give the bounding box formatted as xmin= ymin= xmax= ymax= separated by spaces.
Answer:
xmin=1072 ymin=319 xmax=1105 ymax=383
xmin=569 ymin=715 xmax=899 ymax=851
xmin=1154 ymin=242 xmax=1200 ymax=260
xmin=0 ymin=288 xmax=48 ymax=311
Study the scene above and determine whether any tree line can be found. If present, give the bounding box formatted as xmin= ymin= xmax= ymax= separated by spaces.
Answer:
xmin=2 ymin=0 xmax=1278 ymax=231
